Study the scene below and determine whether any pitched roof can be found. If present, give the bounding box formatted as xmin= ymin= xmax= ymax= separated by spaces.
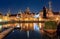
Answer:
xmin=53 ymin=12 xmax=59 ymax=15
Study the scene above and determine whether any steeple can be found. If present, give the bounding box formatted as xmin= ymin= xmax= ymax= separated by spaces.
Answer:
xmin=49 ymin=1 xmax=52 ymax=11
xmin=18 ymin=9 xmax=23 ymax=18
xmin=47 ymin=1 xmax=53 ymax=18
xmin=25 ymin=7 xmax=30 ymax=13
xmin=7 ymin=9 xmax=11 ymax=16
xmin=18 ymin=10 xmax=22 ymax=14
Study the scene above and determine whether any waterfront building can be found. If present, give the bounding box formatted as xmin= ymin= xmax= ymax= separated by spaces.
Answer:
xmin=1 ymin=1 xmax=60 ymax=30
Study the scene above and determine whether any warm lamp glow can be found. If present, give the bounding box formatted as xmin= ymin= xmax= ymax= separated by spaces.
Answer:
xmin=56 ymin=17 xmax=59 ymax=21
xmin=17 ymin=24 xmax=20 ymax=27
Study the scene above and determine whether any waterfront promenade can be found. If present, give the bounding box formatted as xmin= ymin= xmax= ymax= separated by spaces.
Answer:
xmin=0 ymin=28 xmax=13 ymax=39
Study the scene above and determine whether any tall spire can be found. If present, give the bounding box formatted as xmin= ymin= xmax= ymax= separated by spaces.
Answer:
xmin=7 ymin=9 xmax=11 ymax=16
xmin=18 ymin=10 xmax=22 ymax=14
xmin=49 ymin=1 xmax=52 ymax=11
xmin=43 ymin=6 xmax=47 ymax=18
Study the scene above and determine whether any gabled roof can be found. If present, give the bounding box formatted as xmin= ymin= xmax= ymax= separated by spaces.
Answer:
xmin=53 ymin=12 xmax=59 ymax=15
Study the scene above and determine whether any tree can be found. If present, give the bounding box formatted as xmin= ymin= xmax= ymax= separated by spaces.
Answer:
xmin=44 ymin=21 xmax=57 ymax=30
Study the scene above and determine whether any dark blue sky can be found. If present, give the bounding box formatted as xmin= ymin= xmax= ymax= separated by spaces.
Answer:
xmin=0 ymin=0 xmax=60 ymax=14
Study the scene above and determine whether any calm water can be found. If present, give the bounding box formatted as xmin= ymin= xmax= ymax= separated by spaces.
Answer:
xmin=2 ymin=28 xmax=59 ymax=39
xmin=1 ymin=23 xmax=60 ymax=39
xmin=4 ymin=29 xmax=42 ymax=39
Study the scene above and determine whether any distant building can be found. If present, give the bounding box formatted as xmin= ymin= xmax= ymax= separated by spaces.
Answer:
xmin=0 ymin=1 xmax=60 ymax=30
xmin=39 ymin=1 xmax=60 ymax=21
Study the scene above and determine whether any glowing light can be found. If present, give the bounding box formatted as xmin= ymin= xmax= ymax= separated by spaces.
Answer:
xmin=25 ymin=18 xmax=28 ymax=21
xmin=34 ymin=23 xmax=39 ymax=31
xmin=34 ymin=14 xmax=39 ymax=18
xmin=56 ymin=17 xmax=59 ymax=21
xmin=16 ymin=15 xmax=19 ymax=18
xmin=25 ymin=23 xmax=28 ymax=29
xmin=17 ymin=24 xmax=20 ymax=27
xmin=27 ymin=31 xmax=29 ymax=38
xmin=39 ymin=23 xmax=41 ymax=28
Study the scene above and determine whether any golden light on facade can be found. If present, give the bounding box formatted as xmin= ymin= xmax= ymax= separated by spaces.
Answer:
xmin=1 ymin=6 xmax=60 ymax=31
xmin=29 ymin=23 xmax=33 ymax=27
xmin=56 ymin=17 xmax=59 ymax=21
xmin=25 ymin=23 xmax=28 ymax=29
xmin=29 ymin=17 xmax=34 ymax=20
xmin=25 ymin=18 xmax=28 ymax=21
xmin=3 ymin=16 xmax=8 ymax=21
xmin=19 ymin=18 xmax=23 ymax=28
xmin=33 ymin=18 xmax=37 ymax=21
xmin=23 ymin=18 xmax=28 ymax=30
xmin=39 ymin=17 xmax=42 ymax=28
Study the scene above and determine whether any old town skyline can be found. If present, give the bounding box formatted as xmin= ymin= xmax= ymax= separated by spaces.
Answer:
xmin=0 ymin=0 xmax=60 ymax=14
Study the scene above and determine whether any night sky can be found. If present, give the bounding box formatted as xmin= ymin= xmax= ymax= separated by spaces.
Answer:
xmin=0 ymin=0 xmax=60 ymax=14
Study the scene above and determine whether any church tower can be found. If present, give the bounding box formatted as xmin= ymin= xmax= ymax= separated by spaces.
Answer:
xmin=47 ymin=1 xmax=53 ymax=18
xmin=7 ymin=9 xmax=11 ymax=17
xmin=25 ymin=7 xmax=30 ymax=14
xmin=18 ymin=10 xmax=22 ymax=17
xmin=43 ymin=6 xmax=47 ymax=18
xmin=49 ymin=1 xmax=52 ymax=11
xmin=18 ymin=10 xmax=22 ymax=14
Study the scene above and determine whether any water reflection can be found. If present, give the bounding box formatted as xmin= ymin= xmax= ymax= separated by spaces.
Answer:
xmin=27 ymin=31 xmax=29 ymax=38
xmin=2 ymin=22 xmax=41 ymax=31
xmin=2 ymin=23 xmax=42 ymax=39
xmin=34 ymin=23 xmax=40 ymax=32
xmin=1 ymin=23 xmax=58 ymax=39
xmin=4 ymin=29 xmax=42 ymax=39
